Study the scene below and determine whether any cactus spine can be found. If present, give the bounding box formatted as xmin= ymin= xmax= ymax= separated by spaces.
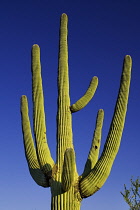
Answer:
xmin=21 ymin=13 xmax=132 ymax=209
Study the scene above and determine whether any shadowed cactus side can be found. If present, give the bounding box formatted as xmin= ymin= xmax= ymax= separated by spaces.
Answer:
xmin=20 ymin=13 xmax=132 ymax=209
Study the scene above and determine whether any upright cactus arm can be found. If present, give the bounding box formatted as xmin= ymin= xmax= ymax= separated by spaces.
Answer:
xmin=70 ymin=76 xmax=98 ymax=113
xmin=31 ymin=45 xmax=54 ymax=173
xmin=82 ymin=109 xmax=104 ymax=178
xmin=79 ymin=55 xmax=132 ymax=198
xmin=21 ymin=96 xmax=49 ymax=187
xmin=21 ymin=44 xmax=55 ymax=186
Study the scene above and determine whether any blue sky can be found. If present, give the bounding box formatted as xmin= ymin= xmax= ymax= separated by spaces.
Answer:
xmin=0 ymin=0 xmax=139 ymax=209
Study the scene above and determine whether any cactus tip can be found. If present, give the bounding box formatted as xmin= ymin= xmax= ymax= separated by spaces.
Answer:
xmin=124 ymin=55 xmax=132 ymax=67
xmin=21 ymin=95 xmax=27 ymax=102
xmin=32 ymin=44 xmax=40 ymax=49
xmin=21 ymin=95 xmax=26 ymax=99
xmin=99 ymin=109 xmax=104 ymax=112
xmin=93 ymin=76 xmax=98 ymax=81
xmin=91 ymin=76 xmax=98 ymax=85
xmin=61 ymin=13 xmax=68 ymax=21
xmin=62 ymin=13 xmax=67 ymax=16
xmin=125 ymin=55 xmax=132 ymax=61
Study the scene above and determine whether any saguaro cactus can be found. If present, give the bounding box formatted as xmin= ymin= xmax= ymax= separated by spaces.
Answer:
xmin=20 ymin=13 xmax=132 ymax=209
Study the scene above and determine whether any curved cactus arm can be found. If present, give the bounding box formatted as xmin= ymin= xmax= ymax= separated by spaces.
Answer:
xmin=31 ymin=44 xmax=54 ymax=173
xmin=70 ymin=76 xmax=98 ymax=113
xmin=79 ymin=55 xmax=132 ymax=198
xmin=21 ymin=95 xmax=49 ymax=187
xmin=29 ymin=168 xmax=49 ymax=187
xmin=62 ymin=148 xmax=76 ymax=192
xmin=82 ymin=109 xmax=104 ymax=178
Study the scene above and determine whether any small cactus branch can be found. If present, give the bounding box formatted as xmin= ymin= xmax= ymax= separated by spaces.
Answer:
xmin=21 ymin=95 xmax=49 ymax=187
xmin=79 ymin=55 xmax=132 ymax=198
xmin=70 ymin=76 xmax=98 ymax=113
xmin=62 ymin=148 xmax=75 ymax=191
xmin=82 ymin=109 xmax=104 ymax=178
xmin=31 ymin=44 xmax=54 ymax=173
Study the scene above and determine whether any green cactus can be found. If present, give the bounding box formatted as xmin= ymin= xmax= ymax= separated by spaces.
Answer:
xmin=20 ymin=13 xmax=132 ymax=209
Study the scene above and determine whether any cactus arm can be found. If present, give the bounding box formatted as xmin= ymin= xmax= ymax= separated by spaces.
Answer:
xmin=62 ymin=148 xmax=75 ymax=191
xmin=70 ymin=76 xmax=98 ymax=113
xmin=79 ymin=55 xmax=132 ymax=198
xmin=21 ymin=95 xmax=49 ymax=187
xmin=82 ymin=109 xmax=104 ymax=178
xmin=32 ymin=45 xmax=54 ymax=173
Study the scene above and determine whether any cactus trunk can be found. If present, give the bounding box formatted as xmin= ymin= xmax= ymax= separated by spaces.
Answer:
xmin=56 ymin=14 xmax=74 ymax=171
xmin=51 ymin=184 xmax=81 ymax=210
xmin=20 ymin=13 xmax=132 ymax=209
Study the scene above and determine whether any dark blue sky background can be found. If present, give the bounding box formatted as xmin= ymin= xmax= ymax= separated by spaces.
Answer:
xmin=0 ymin=0 xmax=139 ymax=209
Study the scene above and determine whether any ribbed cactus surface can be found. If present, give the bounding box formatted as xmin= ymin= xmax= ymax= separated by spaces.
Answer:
xmin=21 ymin=13 xmax=132 ymax=209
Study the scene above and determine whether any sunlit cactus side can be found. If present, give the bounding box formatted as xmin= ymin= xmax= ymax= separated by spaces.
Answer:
xmin=20 ymin=13 xmax=132 ymax=209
